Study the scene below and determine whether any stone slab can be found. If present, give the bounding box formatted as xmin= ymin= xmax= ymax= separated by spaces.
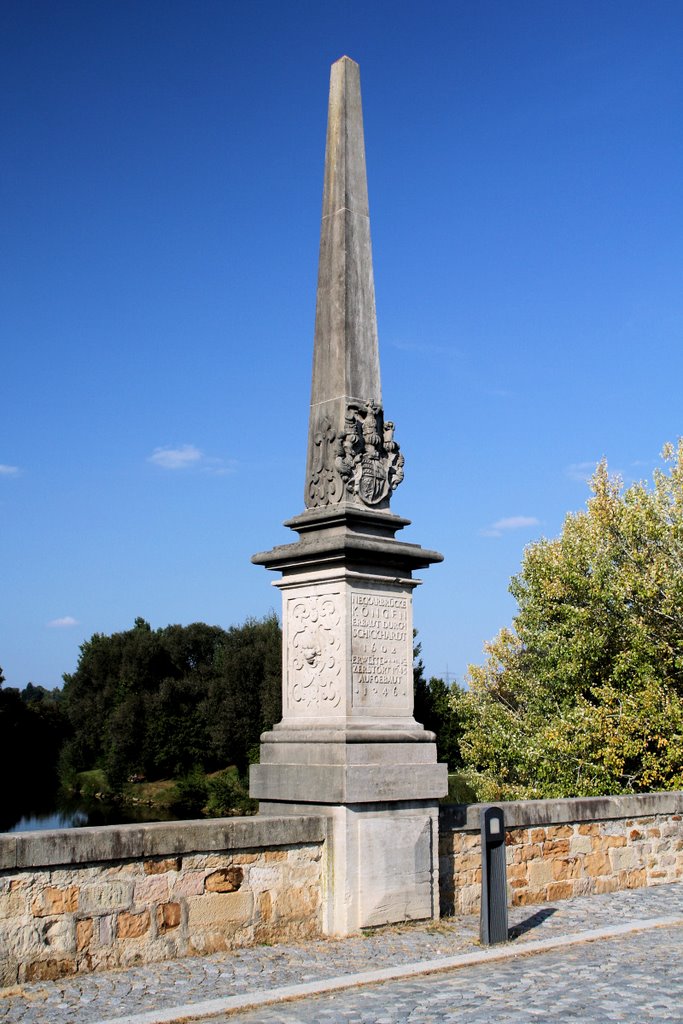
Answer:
xmin=14 ymin=826 xmax=145 ymax=869
xmin=257 ymin=740 xmax=439 ymax=766
xmin=0 ymin=818 xmax=325 ymax=872
xmin=358 ymin=812 xmax=435 ymax=927
xmin=251 ymin=763 xmax=447 ymax=804
xmin=0 ymin=836 xmax=17 ymax=870
xmin=142 ymin=817 xmax=326 ymax=857
xmin=440 ymin=792 xmax=683 ymax=832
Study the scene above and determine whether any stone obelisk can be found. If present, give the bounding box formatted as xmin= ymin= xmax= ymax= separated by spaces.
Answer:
xmin=250 ymin=56 xmax=447 ymax=935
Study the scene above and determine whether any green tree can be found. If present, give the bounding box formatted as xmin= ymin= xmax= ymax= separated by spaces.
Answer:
xmin=205 ymin=614 xmax=281 ymax=775
xmin=459 ymin=444 xmax=683 ymax=800
xmin=61 ymin=618 xmax=229 ymax=787
xmin=0 ymin=671 xmax=68 ymax=829
xmin=413 ymin=637 xmax=463 ymax=769
xmin=60 ymin=614 xmax=282 ymax=790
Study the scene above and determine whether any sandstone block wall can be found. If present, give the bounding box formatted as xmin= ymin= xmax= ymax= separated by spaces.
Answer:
xmin=439 ymin=792 xmax=683 ymax=916
xmin=0 ymin=817 xmax=325 ymax=987
xmin=3 ymin=792 xmax=683 ymax=987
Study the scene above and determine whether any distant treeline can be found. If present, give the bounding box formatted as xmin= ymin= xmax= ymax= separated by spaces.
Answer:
xmin=59 ymin=615 xmax=282 ymax=789
xmin=1 ymin=616 xmax=462 ymax=818
xmin=0 ymin=676 xmax=68 ymax=826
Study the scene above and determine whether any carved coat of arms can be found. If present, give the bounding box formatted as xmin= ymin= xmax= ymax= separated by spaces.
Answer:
xmin=307 ymin=401 xmax=404 ymax=508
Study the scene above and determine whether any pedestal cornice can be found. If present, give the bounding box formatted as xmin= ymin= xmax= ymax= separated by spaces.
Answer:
xmin=252 ymin=507 xmax=443 ymax=576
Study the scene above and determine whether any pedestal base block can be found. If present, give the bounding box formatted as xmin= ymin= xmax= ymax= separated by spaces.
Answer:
xmin=257 ymin=799 xmax=441 ymax=934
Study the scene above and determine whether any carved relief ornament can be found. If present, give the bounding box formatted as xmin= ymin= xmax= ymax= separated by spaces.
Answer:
xmin=307 ymin=401 xmax=404 ymax=508
xmin=288 ymin=594 xmax=342 ymax=711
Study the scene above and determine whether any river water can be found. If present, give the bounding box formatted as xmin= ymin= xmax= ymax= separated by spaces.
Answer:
xmin=2 ymin=794 xmax=178 ymax=834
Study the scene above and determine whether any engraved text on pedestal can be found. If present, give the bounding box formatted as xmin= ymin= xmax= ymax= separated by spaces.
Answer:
xmin=351 ymin=592 xmax=411 ymax=709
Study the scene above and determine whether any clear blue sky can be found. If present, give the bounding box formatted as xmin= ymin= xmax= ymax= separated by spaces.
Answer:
xmin=2 ymin=0 xmax=681 ymax=690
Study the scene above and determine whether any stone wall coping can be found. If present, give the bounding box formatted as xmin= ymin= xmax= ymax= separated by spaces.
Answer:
xmin=440 ymin=790 xmax=683 ymax=832
xmin=0 ymin=815 xmax=327 ymax=870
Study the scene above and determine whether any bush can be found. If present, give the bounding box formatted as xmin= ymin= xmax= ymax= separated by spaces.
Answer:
xmin=205 ymin=768 xmax=256 ymax=817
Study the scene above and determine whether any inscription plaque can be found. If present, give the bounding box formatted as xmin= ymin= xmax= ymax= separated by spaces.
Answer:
xmin=351 ymin=592 xmax=411 ymax=709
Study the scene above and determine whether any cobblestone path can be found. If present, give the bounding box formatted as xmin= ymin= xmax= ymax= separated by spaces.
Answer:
xmin=219 ymin=924 xmax=683 ymax=1024
xmin=0 ymin=883 xmax=681 ymax=1024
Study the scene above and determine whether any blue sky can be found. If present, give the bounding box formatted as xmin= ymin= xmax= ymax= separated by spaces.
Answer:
xmin=1 ymin=0 xmax=682 ymax=690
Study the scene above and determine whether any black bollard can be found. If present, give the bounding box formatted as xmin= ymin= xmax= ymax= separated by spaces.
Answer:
xmin=480 ymin=805 xmax=508 ymax=945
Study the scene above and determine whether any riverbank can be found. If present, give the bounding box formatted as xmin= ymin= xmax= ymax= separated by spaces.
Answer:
xmin=3 ymin=766 xmax=256 ymax=834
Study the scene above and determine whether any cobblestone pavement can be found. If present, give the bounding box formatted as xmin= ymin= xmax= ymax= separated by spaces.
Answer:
xmin=0 ymin=883 xmax=681 ymax=1024
xmin=218 ymin=924 xmax=683 ymax=1024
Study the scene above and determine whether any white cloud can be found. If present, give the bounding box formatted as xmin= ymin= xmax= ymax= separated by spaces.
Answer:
xmin=148 ymin=444 xmax=204 ymax=470
xmin=202 ymin=458 xmax=238 ymax=476
xmin=480 ymin=515 xmax=540 ymax=539
xmin=0 ymin=464 xmax=19 ymax=475
xmin=47 ymin=616 xmax=79 ymax=628
xmin=493 ymin=516 xmax=540 ymax=531
xmin=565 ymin=461 xmax=598 ymax=483
xmin=148 ymin=444 xmax=237 ymax=475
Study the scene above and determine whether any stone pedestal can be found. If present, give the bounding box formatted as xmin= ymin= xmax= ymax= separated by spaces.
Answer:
xmin=250 ymin=508 xmax=447 ymax=933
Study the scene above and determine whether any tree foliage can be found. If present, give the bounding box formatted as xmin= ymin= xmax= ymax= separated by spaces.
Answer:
xmin=60 ymin=615 xmax=281 ymax=790
xmin=458 ymin=444 xmax=683 ymax=799
xmin=0 ymin=673 xmax=68 ymax=830
xmin=413 ymin=638 xmax=463 ymax=769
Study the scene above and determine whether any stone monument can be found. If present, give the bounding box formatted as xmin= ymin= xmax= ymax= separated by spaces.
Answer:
xmin=250 ymin=56 xmax=447 ymax=935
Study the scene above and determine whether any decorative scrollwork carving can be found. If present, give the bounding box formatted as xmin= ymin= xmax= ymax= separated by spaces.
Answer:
xmin=307 ymin=417 xmax=344 ymax=507
xmin=288 ymin=594 xmax=342 ymax=711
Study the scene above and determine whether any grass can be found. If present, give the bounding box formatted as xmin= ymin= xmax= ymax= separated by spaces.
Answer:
xmin=122 ymin=777 xmax=179 ymax=810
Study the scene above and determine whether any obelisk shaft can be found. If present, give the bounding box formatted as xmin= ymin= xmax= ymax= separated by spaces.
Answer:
xmin=305 ymin=57 xmax=382 ymax=508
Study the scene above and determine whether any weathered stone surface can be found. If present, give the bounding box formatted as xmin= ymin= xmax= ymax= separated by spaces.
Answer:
xmin=242 ymin=866 xmax=277 ymax=891
xmin=15 ymin=826 xmax=144 ymax=868
xmin=569 ymin=835 xmax=593 ymax=855
xmin=116 ymin=910 xmax=150 ymax=939
xmin=79 ymin=881 xmax=133 ymax=915
xmin=142 ymin=816 xmax=325 ymax=856
xmin=76 ymin=917 xmax=94 ymax=951
xmin=205 ymin=867 xmax=243 ymax=893
xmin=273 ymin=884 xmax=320 ymax=921
xmin=0 ymin=892 xmax=25 ymax=919
xmin=23 ymin=957 xmax=75 ymax=982
xmin=31 ymin=885 xmax=79 ymax=916
xmin=0 ymin=919 xmax=43 ymax=960
xmin=133 ymin=875 xmax=169 ymax=904
xmin=0 ymin=837 xmax=17 ymax=871
xmin=440 ymin=791 xmax=683 ymax=832
xmin=144 ymin=857 xmax=181 ymax=875
xmin=98 ymin=914 xmax=115 ymax=945
xmin=357 ymin=812 xmax=435 ymax=928
xmin=156 ymin=902 xmax=181 ymax=932
xmin=187 ymin=892 xmax=254 ymax=930
xmin=0 ymin=957 xmax=18 ymax=987
xmin=252 ymin=762 xmax=447 ymax=805
xmin=42 ymin=917 xmax=74 ymax=953
xmin=171 ymin=871 xmax=205 ymax=897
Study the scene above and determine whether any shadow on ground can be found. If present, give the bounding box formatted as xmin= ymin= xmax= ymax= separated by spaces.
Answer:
xmin=509 ymin=907 xmax=557 ymax=939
